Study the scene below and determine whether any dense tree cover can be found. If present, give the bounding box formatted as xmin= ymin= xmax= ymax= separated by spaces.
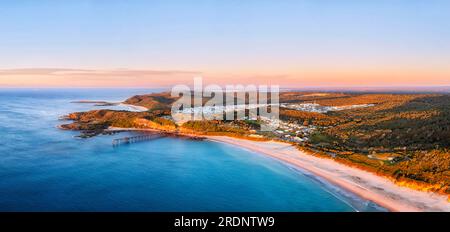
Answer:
xmin=320 ymin=95 xmax=450 ymax=152
xmin=285 ymin=94 xmax=450 ymax=193
xmin=181 ymin=120 xmax=257 ymax=135
xmin=280 ymin=108 xmax=342 ymax=126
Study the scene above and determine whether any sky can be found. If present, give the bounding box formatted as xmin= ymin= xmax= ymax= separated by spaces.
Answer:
xmin=0 ymin=0 xmax=449 ymax=88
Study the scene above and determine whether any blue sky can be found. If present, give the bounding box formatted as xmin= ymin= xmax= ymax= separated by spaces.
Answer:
xmin=0 ymin=0 xmax=449 ymax=87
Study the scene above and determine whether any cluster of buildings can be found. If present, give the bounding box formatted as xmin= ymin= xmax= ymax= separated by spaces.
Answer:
xmin=281 ymin=103 xmax=374 ymax=113
xmin=272 ymin=120 xmax=317 ymax=143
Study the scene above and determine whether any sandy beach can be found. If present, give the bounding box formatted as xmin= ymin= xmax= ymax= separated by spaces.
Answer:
xmin=71 ymin=100 xmax=149 ymax=112
xmin=104 ymin=125 xmax=450 ymax=212
xmin=118 ymin=103 xmax=148 ymax=112
xmin=206 ymin=136 xmax=450 ymax=212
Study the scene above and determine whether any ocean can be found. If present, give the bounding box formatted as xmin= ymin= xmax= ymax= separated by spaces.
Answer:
xmin=0 ymin=88 xmax=385 ymax=211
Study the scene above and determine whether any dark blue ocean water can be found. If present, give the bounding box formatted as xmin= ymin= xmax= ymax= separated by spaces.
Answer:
xmin=0 ymin=89 xmax=384 ymax=211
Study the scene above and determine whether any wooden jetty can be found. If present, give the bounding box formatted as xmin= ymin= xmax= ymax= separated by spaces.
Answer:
xmin=112 ymin=131 xmax=206 ymax=147
xmin=112 ymin=133 xmax=163 ymax=146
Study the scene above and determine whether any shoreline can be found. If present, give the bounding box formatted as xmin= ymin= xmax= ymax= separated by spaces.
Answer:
xmin=205 ymin=136 xmax=450 ymax=212
xmin=118 ymin=103 xmax=148 ymax=112
xmin=71 ymin=100 xmax=149 ymax=112
xmin=73 ymin=100 xmax=450 ymax=212
xmin=103 ymin=126 xmax=450 ymax=212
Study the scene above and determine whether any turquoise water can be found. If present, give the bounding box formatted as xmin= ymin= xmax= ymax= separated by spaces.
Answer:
xmin=0 ymin=89 xmax=384 ymax=211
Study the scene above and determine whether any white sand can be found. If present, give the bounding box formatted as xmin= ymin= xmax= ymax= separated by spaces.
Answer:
xmin=118 ymin=103 xmax=148 ymax=112
xmin=206 ymin=136 xmax=450 ymax=212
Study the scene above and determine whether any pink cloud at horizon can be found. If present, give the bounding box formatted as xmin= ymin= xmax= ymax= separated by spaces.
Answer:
xmin=0 ymin=68 xmax=449 ymax=89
